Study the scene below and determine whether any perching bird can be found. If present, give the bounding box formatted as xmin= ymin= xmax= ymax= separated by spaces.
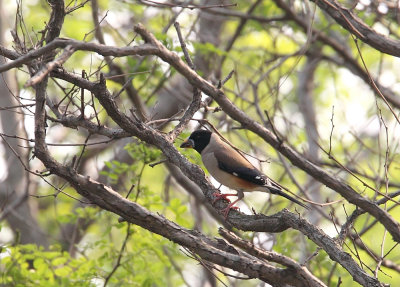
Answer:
xmin=180 ymin=129 xmax=308 ymax=218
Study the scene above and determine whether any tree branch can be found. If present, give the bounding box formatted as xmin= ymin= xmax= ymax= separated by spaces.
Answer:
xmin=48 ymin=66 xmax=382 ymax=287
xmin=131 ymin=23 xmax=400 ymax=244
xmin=310 ymin=0 xmax=400 ymax=57
xmin=5 ymin=15 xmax=389 ymax=285
xmin=219 ymin=228 xmax=327 ymax=287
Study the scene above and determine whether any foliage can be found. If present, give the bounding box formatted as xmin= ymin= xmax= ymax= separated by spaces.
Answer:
xmin=0 ymin=0 xmax=400 ymax=286
xmin=0 ymin=224 xmax=185 ymax=286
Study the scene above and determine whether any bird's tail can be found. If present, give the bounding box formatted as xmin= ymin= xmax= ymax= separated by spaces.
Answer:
xmin=267 ymin=185 xmax=310 ymax=210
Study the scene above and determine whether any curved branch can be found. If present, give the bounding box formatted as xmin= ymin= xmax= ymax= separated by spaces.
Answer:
xmin=48 ymin=68 xmax=381 ymax=287
xmin=310 ymin=0 xmax=400 ymax=58
xmin=272 ymin=0 xmax=400 ymax=109
xmin=45 ymin=169 xmax=319 ymax=286
xmin=17 ymin=19 xmax=388 ymax=285
xmin=0 ymin=39 xmax=158 ymax=73
xmin=3 ymin=0 xmax=396 ymax=285
xmin=26 ymin=25 xmax=397 ymax=246
xmin=32 ymin=70 xmax=322 ymax=285
xmin=131 ymin=23 xmax=400 ymax=244
xmin=219 ymin=228 xmax=327 ymax=287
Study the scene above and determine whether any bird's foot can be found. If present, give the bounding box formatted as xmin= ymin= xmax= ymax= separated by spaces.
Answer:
xmin=212 ymin=192 xmax=232 ymax=204
xmin=212 ymin=192 xmax=241 ymax=219
xmin=220 ymin=204 xmax=239 ymax=220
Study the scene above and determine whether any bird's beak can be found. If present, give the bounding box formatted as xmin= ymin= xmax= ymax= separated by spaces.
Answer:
xmin=180 ymin=138 xmax=194 ymax=149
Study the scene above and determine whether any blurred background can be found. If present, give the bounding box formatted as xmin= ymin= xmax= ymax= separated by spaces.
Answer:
xmin=0 ymin=0 xmax=399 ymax=286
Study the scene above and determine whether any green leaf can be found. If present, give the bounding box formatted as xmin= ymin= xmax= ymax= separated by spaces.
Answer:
xmin=52 ymin=256 xmax=68 ymax=266
xmin=54 ymin=265 xmax=73 ymax=277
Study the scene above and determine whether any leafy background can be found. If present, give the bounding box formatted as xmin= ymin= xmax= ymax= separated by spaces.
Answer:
xmin=0 ymin=0 xmax=399 ymax=286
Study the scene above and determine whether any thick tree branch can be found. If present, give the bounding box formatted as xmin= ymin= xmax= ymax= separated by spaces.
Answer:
xmin=310 ymin=0 xmax=400 ymax=58
xmin=0 ymin=39 xmax=158 ymax=73
xmin=2 ymin=0 xmax=398 ymax=285
xmin=47 ymin=68 xmax=382 ymax=287
xmin=45 ymin=170 xmax=319 ymax=286
xmin=33 ymin=74 xmax=321 ymax=286
xmin=2 ymin=12 xmax=389 ymax=284
xmin=272 ymin=0 xmax=400 ymax=109
xmin=219 ymin=228 xmax=327 ymax=287
xmin=131 ymin=23 xmax=400 ymax=244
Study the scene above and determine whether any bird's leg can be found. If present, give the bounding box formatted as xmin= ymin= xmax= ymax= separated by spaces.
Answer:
xmin=220 ymin=190 xmax=244 ymax=219
xmin=212 ymin=192 xmax=237 ymax=204
xmin=212 ymin=184 xmax=226 ymax=202
xmin=221 ymin=199 xmax=240 ymax=219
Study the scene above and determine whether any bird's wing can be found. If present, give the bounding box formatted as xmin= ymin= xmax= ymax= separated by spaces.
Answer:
xmin=213 ymin=148 xmax=269 ymax=186
xmin=214 ymin=147 xmax=309 ymax=209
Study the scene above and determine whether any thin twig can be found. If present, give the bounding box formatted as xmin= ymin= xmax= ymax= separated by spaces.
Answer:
xmin=352 ymin=36 xmax=400 ymax=124
xmin=328 ymin=105 xmax=334 ymax=156
xmin=149 ymin=159 xmax=167 ymax=167
xmin=25 ymin=45 xmax=75 ymax=87
xmin=80 ymin=70 xmax=86 ymax=118
xmin=141 ymin=0 xmax=237 ymax=10
xmin=103 ymin=224 xmax=132 ymax=287
xmin=218 ymin=70 xmax=234 ymax=89
xmin=174 ymin=22 xmax=194 ymax=70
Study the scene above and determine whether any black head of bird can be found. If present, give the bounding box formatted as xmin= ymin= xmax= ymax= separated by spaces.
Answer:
xmin=180 ymin=129 xmax=212 ymax=153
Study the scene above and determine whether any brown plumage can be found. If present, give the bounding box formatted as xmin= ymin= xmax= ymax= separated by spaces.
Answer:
xmin=180 ymin=129 xmax=308 ymax=218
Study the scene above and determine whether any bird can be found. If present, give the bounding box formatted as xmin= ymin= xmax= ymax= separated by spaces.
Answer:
xmin=180 ymin=129 xmax=308 ymax=218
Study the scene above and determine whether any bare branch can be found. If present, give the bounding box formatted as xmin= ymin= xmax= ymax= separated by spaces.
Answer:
xmin=219 ymin=228 xmax=327 ymax=287
xmin=310 ymin=0 xmax=400 ymax=57
xmin=131 ymin=23 xmax=400 ymax=244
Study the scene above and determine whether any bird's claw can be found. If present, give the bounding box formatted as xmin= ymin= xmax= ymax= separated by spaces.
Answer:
xmin=212 ymin=192 xmax=231 ymax=204
xmin=221 ymin=205 xmax=239 ymax=219
xmin=212 ymin=192 xmax=241 ymax=219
